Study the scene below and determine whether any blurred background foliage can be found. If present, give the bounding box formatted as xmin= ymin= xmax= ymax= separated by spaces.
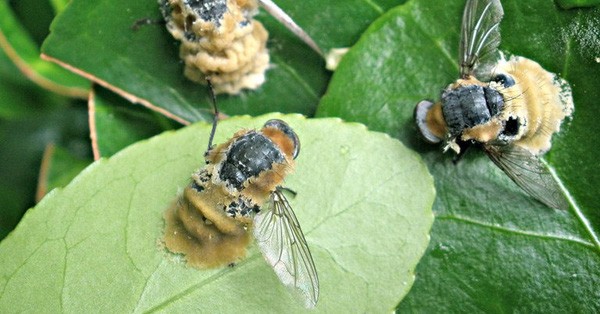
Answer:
xmin=1 ymin=0 xmax=88 ymax=238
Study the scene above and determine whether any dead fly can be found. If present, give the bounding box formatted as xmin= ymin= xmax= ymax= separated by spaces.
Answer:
xmin=414 ymin=0 xmax=574 ymax=209
xmin=153 ymin=0 xmax=321 ymax=94
xmin=163 ymin=80 xmax=319 ymax=308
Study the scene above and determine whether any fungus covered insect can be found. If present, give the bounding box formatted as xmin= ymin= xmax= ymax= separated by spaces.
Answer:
xmin=163 ymin=81 xmax=319 ymax=307
xmin=414 ymin=0 xmax=574 ymax=209
xmin=159 ymin=0 xmax=322 ymax=94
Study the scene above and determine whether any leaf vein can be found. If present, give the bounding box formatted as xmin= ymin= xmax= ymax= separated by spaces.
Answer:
xmin=60 ymin=238 xmax=67 ymax=313
xmin=143 ymin=254 xmax=262 ymax=313
xmin=542 ymin=159 xmax=600 ymax=253
xmin=0 ymin=240 xmax=48 ymax=300
xmin=132 ymin=261 xmax=163 ymax=313
xmin=438 ymin=214 xmax=595 ymax=249
xmin=125 ymin=178 xmax=144 ymax=276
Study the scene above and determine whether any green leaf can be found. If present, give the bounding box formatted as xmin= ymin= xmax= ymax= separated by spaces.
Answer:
xmin=0 ymin=77 xmax=51 ymax=119
xmin=92 ymin=86 xmax=177 ymax=158
xmin=316 ymin=0 xmax=600 ymax=311
xmin=272 ymin=0 xmax=407 ymax=52
xmin=9 ymin=0 xmax=55 ymax=46
xmin=41 ymin=0 xmax=331 ymax=123
xmin=556 ymin=0 xmax=600 ymax=9
xmin=0 ymin=0 xmax=88 ymax=97
xmin=0 ymin=47 xmax=68 ymax=119
xmin=0 ymin=114 xmax=434 ymax=312
xmin=0 ymin=38 xmax=29 ymax=85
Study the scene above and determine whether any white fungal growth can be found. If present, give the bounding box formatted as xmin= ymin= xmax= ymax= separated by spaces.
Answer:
xmin=161 ymin=0 xmax=270 ymax=94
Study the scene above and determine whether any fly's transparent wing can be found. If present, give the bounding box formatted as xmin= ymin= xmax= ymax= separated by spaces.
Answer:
xmin=485 ymin=145 xmax=569 ymax=210
xmin=459 ymin=0 xmax=504 ymax=78
xmin=253 ymin=189 xmax=319 ymax=308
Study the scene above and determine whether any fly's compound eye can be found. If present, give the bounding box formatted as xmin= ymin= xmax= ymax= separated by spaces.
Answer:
xmin=492 ymin=74 xmax=516 ymax=88
xmin=415 ymin=100 xmax=443 ymax=144
xmin=263 ymin=119 xmax=300 ymax=159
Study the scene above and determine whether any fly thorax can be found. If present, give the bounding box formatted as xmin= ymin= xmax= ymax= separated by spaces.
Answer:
xmin=185 ymin=0 xmax=228 ymax=26
xmin=166 ymin=0 xmax=254 ymax=41
xmin=219 ymin=131 xmax=284 ymax=191
xmin=442 ymin=85 xmax=492 ymax=137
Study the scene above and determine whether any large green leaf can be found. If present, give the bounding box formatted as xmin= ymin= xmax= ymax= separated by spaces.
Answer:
xmin=0 ymin=0 xmax=88 ymax=97
xmin=317 ymin=0 xmax=600 ymax=311
xmin=0 ymin=114 xmax=434 ymax=312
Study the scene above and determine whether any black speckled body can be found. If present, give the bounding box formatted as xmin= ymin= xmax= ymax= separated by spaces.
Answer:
xmin=219 ymin=131 xmax=284 ymax=190
xmin=184 ymin=0 xmax=227 ymax=24
xmin=159 ymin=0 xmax=229 ymax=41
xmin=441 ymin=85 xmax=504 ymax=137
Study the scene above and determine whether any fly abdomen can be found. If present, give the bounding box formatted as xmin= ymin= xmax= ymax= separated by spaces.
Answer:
xmin=220 ymin=132 xmax=284 ymax=189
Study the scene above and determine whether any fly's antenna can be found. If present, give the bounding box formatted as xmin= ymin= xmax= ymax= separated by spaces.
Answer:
xmin=206 ymin=77 xmax=219 ymax=153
